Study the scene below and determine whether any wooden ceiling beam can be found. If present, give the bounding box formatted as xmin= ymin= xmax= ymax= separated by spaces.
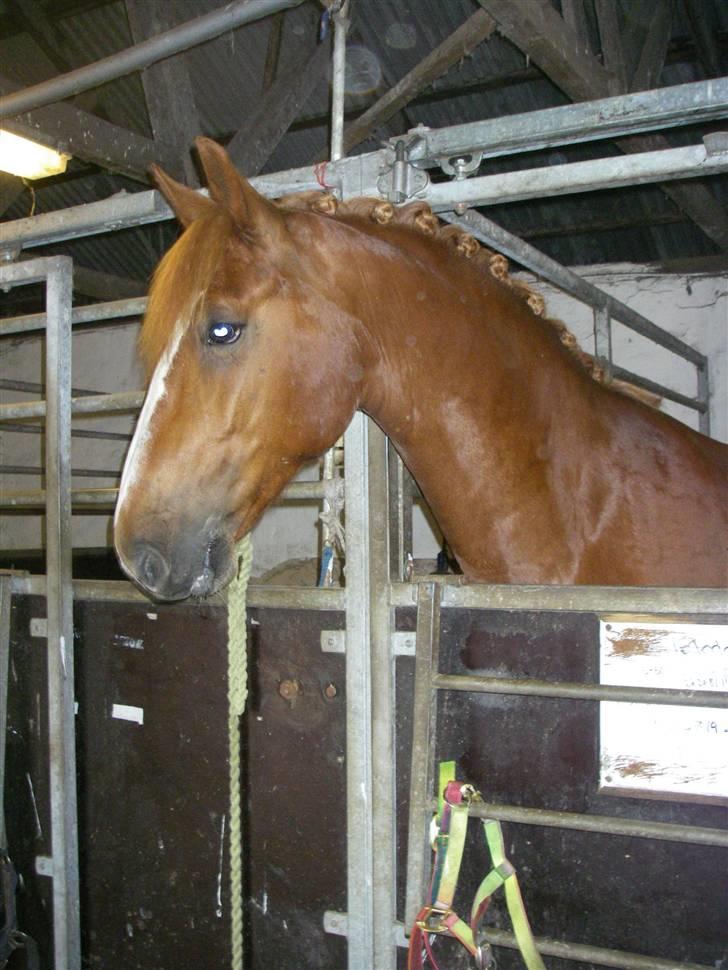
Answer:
xmin=0 ymin=73 xmax=184 ymax=183
xmin=477 ymin=0 xmax=728 ymax=251
xmin=629 ymin=0 xmax=672 ymax=92
xmin=330 ymin=8 xmax=498 ymax=160
xmin=72 ymin=263 xmax=146 ymax=300
xmin=0 ymin=172 xmax=26 ymax=218
xmin=226 ymin=34 xmax=330 ymax=175
xmin=125 ymin=0 xmax=201 ymax=183
xmin=593 ymin=0 xmax=627 ymax=92
xmin=681 ymin=0 xmax=722 ymax=78
xmin=477 ymin=0 xmax=613 ymax=101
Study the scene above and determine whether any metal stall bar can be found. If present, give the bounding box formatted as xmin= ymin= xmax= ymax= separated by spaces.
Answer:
xmin=1 ymin=297 xmax=146 ymax=337
xmin=390 ymin=580 xmax=727 ymax=615
xmin=0 ymin=257 xmax=81 ymax=970
xmin=441 ymin=209 xmax=711 ymax=432
xmin=403 ymin=581 xmax=727 ymax=969
xmin=0 ymin=479 xmax=336 ymax=509
xmin=432 ymin=673 xmax=728 ymax=707
xmin=404 ymin=77 xmax=728 ymax=166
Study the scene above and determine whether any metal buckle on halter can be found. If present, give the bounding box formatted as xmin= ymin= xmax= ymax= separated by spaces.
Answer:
xmin=474 ymin=941 xmax=495 ymax=969
xmin=415 ymin=905 xmax=451 ymax=934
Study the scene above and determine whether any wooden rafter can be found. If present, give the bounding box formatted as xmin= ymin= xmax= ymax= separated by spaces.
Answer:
xmin=0 ymin=74 xmax=184 ymax=183
xmin=594 ymin=0 xmax=627 ymax=92
xmin=321 ymin=8 xmax=498 ymax=161
xmin=629 ymin=0 xmax=672 ymax=92
xmin=0 ymin=172 xmax=25 ymax=218
xmin=477 ymin=0 xmax=728 ymax=251
xmin=682 ymin=0 xmax=722 ymax=77
xmin=125 ymin=0 xmax=200 ymax=183
xmin=226 ymin=34 xmax=330 ymax=176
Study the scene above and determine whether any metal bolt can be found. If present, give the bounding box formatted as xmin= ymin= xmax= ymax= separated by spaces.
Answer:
xmin=278 ymin=679 xmax=301 ymax=703
xmin=324 ymin=682 xmax=338 ymax=700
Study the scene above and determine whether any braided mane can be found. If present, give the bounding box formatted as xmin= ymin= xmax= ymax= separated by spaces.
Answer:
xmin=277 ymin=191 xmax=656 ymax=405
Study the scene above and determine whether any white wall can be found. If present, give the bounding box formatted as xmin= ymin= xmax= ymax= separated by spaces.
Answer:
xmin=2 ymin=264 xmax=726 ymax=574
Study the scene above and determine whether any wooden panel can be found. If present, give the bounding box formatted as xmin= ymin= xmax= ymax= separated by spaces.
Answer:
xmin=6 ymin=596 xmax=347 ymax=968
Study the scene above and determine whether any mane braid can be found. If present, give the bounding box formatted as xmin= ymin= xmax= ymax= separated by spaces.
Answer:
xmin=277 ymin=191 xmax=658 ymax=406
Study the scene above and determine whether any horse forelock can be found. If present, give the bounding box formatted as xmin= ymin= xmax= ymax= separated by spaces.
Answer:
xmin=139 ymin=208 xmax=233 ymax=379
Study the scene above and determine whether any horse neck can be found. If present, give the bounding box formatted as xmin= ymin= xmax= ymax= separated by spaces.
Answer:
xmin=343 ymin=231 xmax=596 ymax=580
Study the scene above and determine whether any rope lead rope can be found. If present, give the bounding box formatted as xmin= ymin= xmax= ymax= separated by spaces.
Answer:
xmin=227 ymin=534 xmax=253 ymax=970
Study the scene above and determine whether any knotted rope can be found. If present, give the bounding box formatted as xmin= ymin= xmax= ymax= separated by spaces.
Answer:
xmin=227 ymin=534 xmax=253 ymax=970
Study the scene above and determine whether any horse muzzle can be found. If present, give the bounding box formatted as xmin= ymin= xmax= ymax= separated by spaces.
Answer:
xmin=119 ymin=529 xmax=234 ymax=602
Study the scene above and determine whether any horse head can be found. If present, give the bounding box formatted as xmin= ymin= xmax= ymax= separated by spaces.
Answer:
xmin=114 ymin=138 xmax=362 ymax=600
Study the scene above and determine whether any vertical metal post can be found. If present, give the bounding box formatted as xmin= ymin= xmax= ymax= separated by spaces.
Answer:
xmin=44 ymin=256 xmax=81 ymax=970
xmin=387 ymin=442 xmax=413 ymax=582
xmin=0 ymin=575 xmax=11 ymax=853
xmin=343 ymin=414 xmax=397 ymax=969
xmin=319 ymin=0 xmax=350 ymax=583
xmin=368 ymin=423 xmax=397 ymax=970
xmin=404 ymin=582 xmax=442 ymax=932
xmin=343 ymin=412 xmax=374 ymax=966
xmin=330 ymin=0 xmax=350 ymax=163
xmin=593 ymin=306 xmax=613 ymax=382
xmin=697 ymin=361 xmax=711 ymax=436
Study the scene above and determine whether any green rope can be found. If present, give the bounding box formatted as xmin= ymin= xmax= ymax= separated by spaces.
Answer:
xmin=227 ymin=534 xmax=253 ymax=970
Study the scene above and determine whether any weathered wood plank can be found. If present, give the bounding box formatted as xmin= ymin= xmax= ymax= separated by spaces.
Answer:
xmin=477 ymin=0 xmax=613 ymax=101
xmin=226 ymin=37 xmax=330 ymax=175
xmin=334 ymin=9 xmax=497 ymax=159
xmin=594 ymin=0 xmax=627 ymax=92
xmin=629 ymin=0 xmax=672 ymax=92
xmin=477 ymin=0 xmax=728 ymax=251
xmin=0 ymin=172 xmax=25 ymax=218
xmin=125 ymin=0 xmax=200 ymax=182
xmin=0 ymin=73 xmax=184 ymax=182
xmin=682 ymin=0 xmax=722 ymax=78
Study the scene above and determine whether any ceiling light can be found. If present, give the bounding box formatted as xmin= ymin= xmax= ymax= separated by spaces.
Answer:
xmin=0 ymin=130 xmax=70 ymax=180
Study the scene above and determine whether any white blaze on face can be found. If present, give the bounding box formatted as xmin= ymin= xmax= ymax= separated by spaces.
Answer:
xmin=114 ymin=321 xmax=185 ymax=530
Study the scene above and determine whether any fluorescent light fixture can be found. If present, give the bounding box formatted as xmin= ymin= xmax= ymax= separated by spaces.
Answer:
xmin=0 ymin=129 xmax=70 ymax=179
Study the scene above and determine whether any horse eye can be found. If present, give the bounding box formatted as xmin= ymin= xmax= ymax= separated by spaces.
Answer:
xmin=207 ymin=322 xmax=243 ymax=345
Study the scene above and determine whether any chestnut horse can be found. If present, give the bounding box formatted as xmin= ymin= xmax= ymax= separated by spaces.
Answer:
xmin=114 ymin=138 xmax=727 ymax=600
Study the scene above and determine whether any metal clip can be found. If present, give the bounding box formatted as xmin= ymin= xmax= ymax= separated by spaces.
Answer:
xmin=415 ymin=905 xmax=451 ymax=934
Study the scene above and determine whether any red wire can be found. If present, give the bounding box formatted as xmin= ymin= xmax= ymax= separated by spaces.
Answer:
xmin=314 ymin=161 xmax=334 ymax=190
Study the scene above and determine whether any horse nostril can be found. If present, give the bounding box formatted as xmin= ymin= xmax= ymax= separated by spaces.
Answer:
xmin=137 ymin=544 xmax=169 ymax=592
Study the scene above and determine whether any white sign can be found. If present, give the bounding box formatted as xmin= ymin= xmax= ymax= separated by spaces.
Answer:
xmin=599 ymin=620 xmax=728 ymax=803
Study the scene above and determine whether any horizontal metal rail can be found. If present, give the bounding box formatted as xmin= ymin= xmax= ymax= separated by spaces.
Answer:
xmin=324 ymin=912 xmax=718 ymax=970
xmin=0 ymin=390 xmax=143 ymax=421
xmin=406 ymin=77 xmax=728 ymax=165
xmin=390 ymin=581 xmax=727 ymax=615
xmin=0 ymin=465 xmax=119 ymax=479
xmin=463 ymin=801 xmax=728 ymax=848
xmin=0 ymin=0 xmax=304 ymax=119
xmin=1 ymin=80 xmax=725 ymax=255
xmin=429 ymin=141 xmax=728 ymax=210
xmin=441 ymin=210 xmax=706 ymax=367
xmin=610 ymin=363 xmax=707 ymax=413
xmin=1 ymin=297 xmax=146 ymax=337
xmin=432 ymin=671 xmax=728 ymax=708
xmin=7 ymin=574 xmax=346 ymax=611
xmin=0 ymin=479 xmax=333 ymax=509
xmin=1 ymin=423 xmax=131 ymax=442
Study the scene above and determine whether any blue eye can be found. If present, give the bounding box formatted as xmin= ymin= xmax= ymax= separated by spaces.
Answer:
xmin=207 ymin=321 xmax=243 ymax=345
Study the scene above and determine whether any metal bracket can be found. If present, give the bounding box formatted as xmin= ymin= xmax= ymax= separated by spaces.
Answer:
xmin=377 ymin=137 xmax=430 ymax=204
xmin=321 ymin=630 xmax=416 ymax=656
xmin=437 ymin=151 xmax=483 ymax=180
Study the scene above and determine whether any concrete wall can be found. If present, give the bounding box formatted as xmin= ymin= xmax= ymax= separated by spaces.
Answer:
xmin=1 ymin=264 xmax=726 ymax=574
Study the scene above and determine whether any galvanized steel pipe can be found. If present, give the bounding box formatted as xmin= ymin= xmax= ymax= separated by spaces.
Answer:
xmin=0 ymin=0 xmax=305 ymax=119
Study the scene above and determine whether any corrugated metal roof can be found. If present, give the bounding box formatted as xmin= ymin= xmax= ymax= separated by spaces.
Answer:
xmin=1 ymin=0 xmax=727 ymax=302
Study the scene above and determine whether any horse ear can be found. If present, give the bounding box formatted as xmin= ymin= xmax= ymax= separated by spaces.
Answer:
xmin=194 ymin=136 xmax=284 ymax=241
xmin=150 ymin=164 xmax=214 ymax=228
